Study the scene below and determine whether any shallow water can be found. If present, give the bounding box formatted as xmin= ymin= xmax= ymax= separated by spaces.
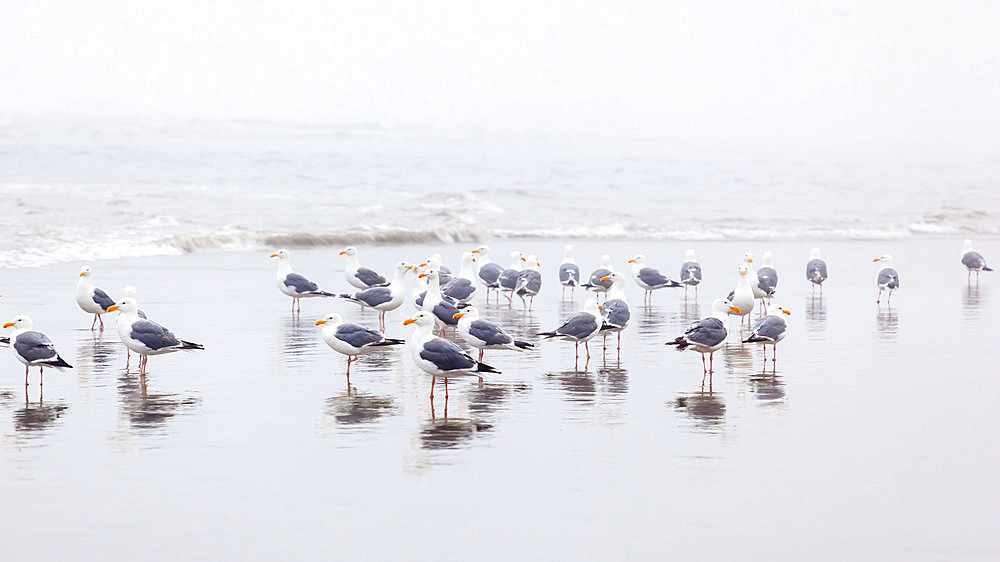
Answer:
xmin=1 ymin=238 xmax=998 ymax=559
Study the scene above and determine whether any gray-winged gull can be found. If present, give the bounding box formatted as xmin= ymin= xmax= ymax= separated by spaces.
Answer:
xmin=679 ymin=249 xmax=702 ymax=298
xmin=581 ymin=254 xmax=614 ymax=299
xmin=514 ymin=255 xmax=542 ymax=309
xmin=666 ymin=298 xmax=741 ymax=374
xmin=805 ymin=248 xmax=828 ymax=294
xmin=76 ymin=265 xmax=116 ymax=330
xmin=538 ymin=298 xmax=603 ymax=364
xmin=271 ymin=248 xmax=335 ymax=312
xmin=453 ymin=305 xmax=533 ymax=361
xmin=962 ymin=239 xmax=993 ymax=283
xmin=340 ymin=246 xmax=388 ymax=290
xmin=558 ymin=244 xmax=581 ymax=298
xmin=598 ymin=272 xmax=630 ymax=356
xmin=339 ymin=261 xmax=413 ymax=331
xmin=442 ymin=251 xmax=478 ymax=304
xmin=627 ymin=254 xmax=682 ymax=304
xmin=4 ymin=315 xmax=73 ymax=385
xmin=471 ymin=245 xmax=504 ymax=302
xmin=316 ymin=312 xmax=404 ymax=384
xmin=498 ymin=250 xmax=526 ymax=304
xmin=418 ymin=270 xmax=461 ymax=335
xmin=108 ymin=297 xmax=204 ymax=376
xmin=874 ymin=254 xmax=899 ymax=304
xmin=743 ymin=305 xmax=791 ymax=364
xmin=404 ymin=311 xmax=500 ymax=398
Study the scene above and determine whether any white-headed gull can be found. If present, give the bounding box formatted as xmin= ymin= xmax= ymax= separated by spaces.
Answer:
xmin=756 ymin=251 xmax=779 ymax=312
xmin=339 ymin=246 xmax=388 ymax=290
xmin=581 ymin=254 xmax=614 ymax=299
xmin=76 ymin=265 xmax=116 ymax=330
xmin=418 ymin=270 xmax=461 ymax=335
xmin=315 ymin=312 xmax=404 ymax=385
xmin=666 ymin=298 xmax=741 ymax=374
xmin=108 ymin=297 xmax=203 ymax=376
xmin=421 ymin=254 xmax=453 ymax=285
xmin=3 ymin=315 xmax=73 ymax=386
xmin=962 ymin=239 xmax=993 ymax=284
xmin=728 ymin=263 xmax=756 ymax=328
xmin=471 ymin=245 xmax=504 ymax=302
xmin=442 ymin=251 xmax=478 ymax=304
xmin=538 ymin=298 xmax=603 ymax=366
xmin=270 ymin=249 xmax=335 ymax=313
xmin=598 ymin=271 xmax=631 ymax=357
xmin=874 ymin=254 xmax=899 ymax=305
xmin=404 ymin=311 xmax=500 ymax=398
xmin=627 ymin=254 xmax=682 ymax=304
xmin=339 ymin=261 xmax=413 ymax=331
xmin=558 ymin=245 xmax=581 ymax=298
xmin=805 ymin=248 xmax=828 ymax=294
xmin=498 ymin=250 xmax=526 ymax=304
xmin=453 ymin=305 xmax=533 ymax=362
xmin=515 ymin=255 xmax=542 ymax=309
xmin=679 ymin=249 xmax=702 ymax=298
xmin=744 ymin=305 xmax=791 ymax=366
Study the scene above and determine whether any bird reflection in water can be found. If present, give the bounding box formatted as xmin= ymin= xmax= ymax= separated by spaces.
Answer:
xmin=722 ymin=342 xmax=754 ymax=375
xmin=75 ymin=330 xmax=120 ymax=386
xmin=805 ymin=295 xmax=827 ymax=337
xmin=748 ymin=367 xmax=786 ymax=404
xmin=963 ymin=284 xmax=987 ymax=320
xmin=597 ymin=363 xmax=629 ymax=397
xmin=13 ymin=392 xmax=69 ymax=435
xmin=547 ymin=369 xmax=597 ymax=404
xmin=876 ymin=307 xmax=899 ymax=343
xmin=673 ymin=374 xmax=725 ymax=432
xmin=281 ymin=315 xmax=319 ymax=365
xmin=419 ymin=416 xmax=492 ymax=450
xmin=116 ymin=372 xmax=199 ymax=434
xmin=468 ymin=382 xmax=530 ymax=416
xmin=325 ymin=389 xmax=397 ymax=427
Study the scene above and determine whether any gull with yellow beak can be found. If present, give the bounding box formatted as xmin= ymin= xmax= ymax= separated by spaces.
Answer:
xmin=76 ymin=265 xmax=116 ymax=330
xmin=453 ymin=305 xmax=533 ymax=362
xmin=270 ymin=248 xmax=335 ymax=313
xmin=315 ymin=313 xmax=404 ymax=385
xmin=627 ymin=254 xmax=682 ymax=304
xmin=340 ymin=246 xmax=388 ymax=290
xmin=538 ymin=298 xmax=604 ymax=366
xmin=598 ymin=272 xmax=631 ymax=357
xmin=337 ymin=260 xmax=413 ymax=331
xmin=874 ymin=254 xmax=899 ymax=305
xmin=107 ymin=297 xmax=203 ymax=376
xmin=743 ymin=305 xmax=791 ymax=365
xmin=666 ymin=298 xmax=741 ymax=374
xmin=4 ymin=315 xmax=73 ymax=386
xmin=404 ymin=311 xmax=500 ymax=399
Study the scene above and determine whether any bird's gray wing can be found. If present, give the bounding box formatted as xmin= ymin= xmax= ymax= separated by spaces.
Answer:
xmin=559 ymin=263 xmax=580 ymax=285
xmin=419 ymin=338 xmax=477 ymax=371
xmin=748 ymin=316 xmax=786 ymax=342
xmin=680 ymin=262 xmax=702 ymax=283
xmin=468 ymin=319 xmax=513 ymax=346
xmin=14 ymin=331 xmax=58 ymax=362
xmin=557 ymin=312 xmax=599 ymax=339
xmin=284 ymin=273 xmax=319 ymax=293
xmin=433 ymin=300 xmax=461 ymax=326
xmin=443 ymin=278 xmax=475 ymax=301
xmin=589 ymin=268 xmax=612 ymax=287
xmin=684 ymin=317 xmax=727 ymax=347
xmin=757 ymin=267 xmax=778 ymax=295
xmin=878 ymin=268 xmax=899 ymax=289
xmin=498 ymin=269 xmax=519 ymax=289
xmin=335 ymin=323 xmax=385 ymax=348
xmin=355 ymin=267 xmax=387 ymax=287
xmin=130 ymin=320 xmax=182 ymax=350
xmin=602 ymin=299 xmax=630 ymax=328
xmin=963 ymin=252 xmax=986 ymax=270
xmin=354 ymin=287 xmax=393 ymax=307
xmin=806 ymin=259 xmax=828 ymax=282
xmin=639 ymin=267 xmax=671 ymax=287
xmin=478 ymin=263 xmax=504 ymax=285
xmin=92 ymin=287 xmax=116 ymax=311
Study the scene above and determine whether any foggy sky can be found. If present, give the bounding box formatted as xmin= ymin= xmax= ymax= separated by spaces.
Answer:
xmin=2 ymin=1 xmax=998 ymax=150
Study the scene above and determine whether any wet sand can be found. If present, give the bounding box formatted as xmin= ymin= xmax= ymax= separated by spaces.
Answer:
xmin=1 ymin=238 xmax=998 ymax=560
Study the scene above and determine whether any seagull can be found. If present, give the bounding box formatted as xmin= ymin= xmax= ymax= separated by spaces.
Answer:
xmin=728 ymin=263 xmax=756 ymax=328
xmin=627 ymin=254 xmax=682 ymax=304
xmin=514 ymin=255 xmax=542 ymax=309
xmin=418 ymin=270 xmax=461 ymax=336
xmin=270 ymin=249 xmax=335 ymax=312
xmin=743 ymin=305 xmax=791 ymax=365
xmin=962 ymin=239 xmax=993 ymax=283
xmin=120 ymin=286 xmax=148 ymax=369
xmin=339 ymin=246 xmax=388 ymax=290
xmin=598 ymin=272 xmax=630 ymax=356
xmin=538 ymin=298 xmax=603 ymax=365
xmin=581 ymin=255 xmax=614 ymax=300
xmin=315 ymin=313 xmax=404 ymax=385
xmin=756 ymin=251 xmax=779 ymax=312
xmin=741 ymin=252 xmax=770 ymax=305
xmin=442 ymin=251 xmax=478 ymax=304
xmin=679 ymin=249 xmax=702 ymax=298
xmin=404 ymin=311 xmax=500 ymax=398
xmin=666 ymin=298 xmax=741 ymax=374
xmin=338 ymin=261 xmax=413 ymax=331
xmin=422 ymin=254 xmax=453 ymax=285
xmin=805 ymin=248 xmax=828 ymax=294
xmin=558 ymin=245 xmax=581 ymax=298
xmin=3 ymin=315 xmax=73 ymax=386
xmin=76 ymin=265 xmax=116 ymax=329
xmin=471 ymin=245 xmax=504 ymax=302
xmin=108 ymin=297 xmax=204 ymax=376
xmin=874 ymin=254 xmax=899 ymax=305
xmin=498 ymin=250 xmax=526 ymax=304
xmin=453 ymin=305 xmax=533 ymax=361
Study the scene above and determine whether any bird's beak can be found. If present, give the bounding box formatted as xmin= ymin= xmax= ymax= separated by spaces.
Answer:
xmin=403 ymin=318 xmax=416 ymax=326
xmin=749 ymin=258 xmax=754 ymax=263
xmin=107 ymin=305 xmax=119 ymax=312
xmin=521 ymin=257 xmax=526 ymax=261
xmin=730 ymin=306 xmax=741 ymax=313
xmin=339 ymin=250 xmax=347 ymax=255
xmin=600 ymin=275 xmax=611 ymax=282
xmin=452 ymin=312 xmax=463 ymax=319
xmin=470 ymin=249 xmax=479 ymax=253
xmin=598 ymin=305 xmax=604 ymax=311
xmin=419 ymin=262 xmax=427 ymax=267
xmin=2 ymin=322 xmax=14 ymax=328
xmin=269 ymin=253 xmax=277 ymax=258
xmin=782 ymin=309 xmax=792 ymax=315
xmin=314 ymin=320 xmax=326 ymax=326
xmin=627 ymin=259 xmax=635 ymax=264
xmin=872 ymin=258 xmax=880 ymax=262
xmin=472 ymin=257 xmax=477 ymax=262
xmin=418 ymin=273 xmax=427 ymax=279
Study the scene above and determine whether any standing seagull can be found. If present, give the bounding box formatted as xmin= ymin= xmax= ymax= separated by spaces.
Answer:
xmin=679 ymin=249 xmax=702 ymax=298
xmin=418 ymin=270 xmax=461 ymax=335
xmin=453 ymin=306 xmax=533 ymax=362
xmin=558 ymin=245 xmax=581 ymax=298
xmin=315 ymin=313 xmax=404 ymax=386
xmin=76 ymin=265 xmax=116 ymax=330
xmin=756 ymin=251 xmax=779 ymax=313
xmin=728 ymin=263 xmax=756 ymax=328
xmin=107 ymin=297 xmax=204 ymax=376
xmin=339 ymin=246 xmax=388 ymax=290
xmin=962 ymin=239 xmax=993 ymax=283
xmin=599 ymin=272 xmax=631 ymax=357
xmin=404 ymin=311 xmax=500 ymax=399
xmin=498 ymin=250 xmax=526 ymax=304
xmin=538 ymin=298 xmax=603 ymax=366
xmin=805 ymin=248 xmax=828 ymax=294
xmin=666 ymin=298 xmax=741 ymax=374
xmin=338 ymin=261 xmax=413 ymax=331
xmin=874 ymin=254 xmax=900 ymax=305
xmin=627 ymin=254 xmax=682 ymax=304
xmin=442 ymin=251 xmax=478 ymax=304
xmin=741 ymin=252 xmax=770 ymax=305
xmin=471 ymin=245 xmax=504 ymax=302
xmin=582 ymin=255 xmax=614 ymax=300
xmin=3 ymin=315 xmax=73 ymax=386
xmin=743 ymin=305 xmax=791 ymax=365
xmin=270 ymin=249 xmax=335 ymax=313
xmin=421 ymin=254 xmax=453 ymax=285
xmin=515 ymin=255 xmax=543 ymax=310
